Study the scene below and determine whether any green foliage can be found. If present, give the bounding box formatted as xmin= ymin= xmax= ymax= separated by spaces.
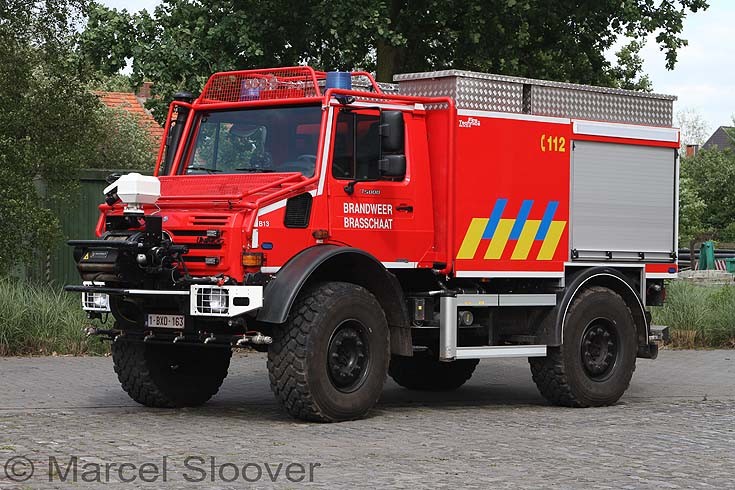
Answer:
xmin=1 ymin=0 xmax=96 ymax=272
xmin=79 ymin=0 xmax=708 ymax=123
xmin=94 ymin=105 xmax=157 ymax=171
xmin=679 ymin=148 xmax=735 ymax=244
xmin=609 ymin=41 xmax=652 ymax=92
xmin=678 ymin=175 xmax=709 ymax=245
xmin=0 ymin=278 xmax=108 ymax=356
xmin=88 ymin=73 xmax=135 ymax=92
xmin=652 ymin=281 xmax=735 ymax=348
xmin=0 ymin=0 xmax=157 ymax=275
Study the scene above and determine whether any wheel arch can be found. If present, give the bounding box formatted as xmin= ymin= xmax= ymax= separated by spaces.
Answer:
xmin=557 ymin=268 xmax=648 ymax=351
xmin=256 ymin=245 xmax=410 ymax=353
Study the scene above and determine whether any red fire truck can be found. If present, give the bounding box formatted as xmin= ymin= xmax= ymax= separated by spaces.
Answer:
xmin=68 ymin=67 xmax=677 ymax=421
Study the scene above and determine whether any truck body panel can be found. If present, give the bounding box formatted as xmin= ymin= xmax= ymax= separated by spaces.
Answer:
xmin=452 ymin=111 xmax=573 ymax=277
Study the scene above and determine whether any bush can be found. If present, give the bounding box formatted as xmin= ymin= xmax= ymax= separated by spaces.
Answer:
xmin=652 ymin=281 xmax=735 ymax=348
xmin=0 ymin=278 xmax=108 ymax=356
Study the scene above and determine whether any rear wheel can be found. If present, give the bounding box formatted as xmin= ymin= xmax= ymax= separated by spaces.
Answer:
xmin=267 ymin=282 xmax=390 ymax=422
xmin=529 ymin=286 xmax=637 ymax=407
xmin=389 ymin=355 xmax=478 ymax=391
xmin=112 ymin=339 xmax=231 ymax=408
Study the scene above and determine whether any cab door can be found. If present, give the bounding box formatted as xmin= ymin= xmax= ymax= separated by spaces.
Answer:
xmin=326 ymin=106 xmax=432 ymax=266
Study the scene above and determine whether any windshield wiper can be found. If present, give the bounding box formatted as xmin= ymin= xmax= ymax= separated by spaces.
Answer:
xmin=234 ymin=167 xmax=276 ymax=173
xmin=187 ymin=166 xmax=223 ymax=174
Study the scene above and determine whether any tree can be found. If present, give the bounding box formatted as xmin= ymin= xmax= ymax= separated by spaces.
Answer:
xmin=678 ymin=176 xmax=708 ymax=245
xmin=88 ymin=73 xmax=136 ymax=92
xmin=675 ymin=107 xmax=711 ymax=150
xmin=608 ymin=41 xmax=652 ymax=92
xmin=680 ymin=148 xmax=735 ymax=243
xmin=0 ymin=0 xmax=156 ymax=275
xmin=80 ymin=0 xmax=708 ymax=122
xmin=94 ymin=105 xmax=158 ymax=171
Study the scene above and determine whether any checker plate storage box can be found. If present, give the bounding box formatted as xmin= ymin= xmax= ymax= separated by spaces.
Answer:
xmin=395 ymin=70 xmax=675 ymax=127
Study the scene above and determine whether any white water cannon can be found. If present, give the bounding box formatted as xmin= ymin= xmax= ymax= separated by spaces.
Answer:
xmin=104 ymin=173 xmax=160 ymax=215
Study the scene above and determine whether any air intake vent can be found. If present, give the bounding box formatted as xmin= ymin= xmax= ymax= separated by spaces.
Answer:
xmin=284 ymin=193 xmax=312 ymax=228
xmin=191 ymin=215 xmax=229 ymax=226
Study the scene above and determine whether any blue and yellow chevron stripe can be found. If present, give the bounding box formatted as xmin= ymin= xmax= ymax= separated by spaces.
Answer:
xmin=457 ymin=199 xmax=566 ymax=261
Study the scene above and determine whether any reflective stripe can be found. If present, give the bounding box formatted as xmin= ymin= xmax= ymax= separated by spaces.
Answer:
xmin=484 ymin=219 xmax=514 ymax=259
xmin=482 ymin=198 xmax=508 ymax=239
xmin=509 ymin=200 xmax=533 ymax=240
xmin=535 ymin=201 xmax=559 ymax=240
xmin=511 ymin=220 xmax=541 ymax=260
xmin=457 ymin=218 xmax=489 ymax=259
xmin=537 ymin=221 xmax=566 ymax=260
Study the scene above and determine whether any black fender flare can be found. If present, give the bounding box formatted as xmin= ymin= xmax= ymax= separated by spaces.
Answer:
xmin=256 ymin=245 xmax=409 ymax=332
xmin=537 ymin=267 xmax=648 ymax=351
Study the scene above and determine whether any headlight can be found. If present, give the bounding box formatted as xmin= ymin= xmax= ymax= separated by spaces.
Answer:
xmin=195 ymin=287 xmax=229 ymax=315
xmin=189 ymin=285 xmax=264 ymax=317
xmin=82 ymin=291 xmax=111 ymax=312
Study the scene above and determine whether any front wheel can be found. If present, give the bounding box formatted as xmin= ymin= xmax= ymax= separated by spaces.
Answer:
xmin=267 ymin=282 xmax=390 ymax=422
xmin=529 ymin=286 xmax=638 ymax=407
xmin=112 ymin=339 xmax=231 ymax=408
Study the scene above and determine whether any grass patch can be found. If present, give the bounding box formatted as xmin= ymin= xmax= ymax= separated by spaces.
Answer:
xmin=652 ymin=280 xmax=735 ymax=349
xmin=0 ymin=277 xmax=108 ymax=356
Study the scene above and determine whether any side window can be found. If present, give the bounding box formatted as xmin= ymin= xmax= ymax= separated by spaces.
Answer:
xmin=332 ymin=111 xmax=381 ymax=180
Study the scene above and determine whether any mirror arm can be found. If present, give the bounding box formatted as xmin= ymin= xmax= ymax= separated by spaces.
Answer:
xmin=344 ymin=180 xmax=358 ymax=195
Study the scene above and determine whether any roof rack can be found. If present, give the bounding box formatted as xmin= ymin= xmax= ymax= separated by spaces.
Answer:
xmin=199 ymin=67 xmax=386 ymax=104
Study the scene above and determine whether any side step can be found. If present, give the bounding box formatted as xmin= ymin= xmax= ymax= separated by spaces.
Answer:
xmin=439 ymin=293 xmax=556 ymax=361
xmin=455 ymin=345 xmax=547 ymax=359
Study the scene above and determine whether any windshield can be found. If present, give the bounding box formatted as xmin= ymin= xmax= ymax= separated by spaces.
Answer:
xmin=182 ymin=106 xmax=322 ymax=176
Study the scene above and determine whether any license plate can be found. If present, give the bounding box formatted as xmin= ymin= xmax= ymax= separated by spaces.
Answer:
xmin=146 ymin=314 xmax=185 ymax=329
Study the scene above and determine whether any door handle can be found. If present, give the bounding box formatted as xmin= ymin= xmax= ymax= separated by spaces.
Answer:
xmin=396 ymin=204 xmax=413 ymax=212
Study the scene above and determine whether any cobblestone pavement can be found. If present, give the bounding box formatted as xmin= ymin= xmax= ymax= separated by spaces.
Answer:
xmin=0 ymin=350 xmax=734 ymax=488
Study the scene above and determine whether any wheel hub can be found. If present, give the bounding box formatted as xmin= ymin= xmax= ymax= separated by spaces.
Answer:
xmin=580 ymin=320 xmax=618 ymax=380
xmin=327 ymin=320 xmax=370 ymax=393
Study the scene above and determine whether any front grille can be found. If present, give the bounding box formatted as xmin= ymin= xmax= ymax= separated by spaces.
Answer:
xmin=185 ymin=243 xmax=223 ymax=250
xmin=191 ymin=215 xmax=229 ymax=226
xmin=170 ymin=230 xmax=209 ymax=237
xmin=182 ymin=256 xmax=221 ymax=263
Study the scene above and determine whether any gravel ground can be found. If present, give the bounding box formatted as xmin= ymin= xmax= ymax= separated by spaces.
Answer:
xmin=0 ymin=349 xmax=734 ymax=489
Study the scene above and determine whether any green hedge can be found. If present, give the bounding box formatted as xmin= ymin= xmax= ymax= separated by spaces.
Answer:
xmin=0 ymin=278 xmax=108 ymax=356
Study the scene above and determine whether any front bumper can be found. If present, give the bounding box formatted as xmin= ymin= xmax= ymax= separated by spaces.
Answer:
xmin=66 ymin=284 xmax=263 ymax=317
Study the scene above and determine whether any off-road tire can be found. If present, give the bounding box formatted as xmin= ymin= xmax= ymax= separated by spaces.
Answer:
xmin=267 ymin=282 xmax=390 ymax=422
xmin=529 ymin=286 xmax=637 ymax=407
xmin=389 ymin=355 xmax=478 ymax=391
xmin=111 ymin=339 xmax=231 ymax=408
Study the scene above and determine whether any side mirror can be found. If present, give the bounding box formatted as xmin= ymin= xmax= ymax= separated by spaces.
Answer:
xmin=379 ymin=155 xmax=406 ymax=179
xmin=380 ymin=111 xmax=404 ymax=153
